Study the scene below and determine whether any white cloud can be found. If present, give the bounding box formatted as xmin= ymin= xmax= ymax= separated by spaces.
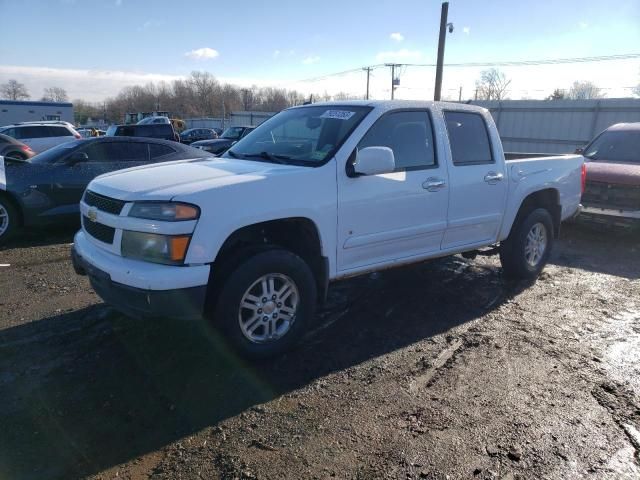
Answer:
xmin=463 ymin=26 xmax=470 ymax=35
xmin=302 ymin=56 xmax=320 ymax=65
xmin=390 ymin=32 xmax=404 ymax=42
xmin=273 ymin=50 xmax=281 ymax=59
xmin=375 ymin=49 xmax=423 ymax=62
xmin=184 ymin=47 xmax=219 ymax=60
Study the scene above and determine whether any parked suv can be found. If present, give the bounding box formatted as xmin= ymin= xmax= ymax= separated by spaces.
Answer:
xmin=180 ymin=128 xmax=218 ymax=144
xmin=106 ymin=123 xmax=179 ymax=142
xmin=0 ymin=122 xmax=81 ymax=154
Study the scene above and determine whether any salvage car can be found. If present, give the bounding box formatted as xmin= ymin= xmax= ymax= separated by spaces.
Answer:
xmin=191 ymin=126 xmax=254 ymax=155
xmin=0 ymin=137 xmax=212 ymax=242
xmin=0 ymin=133 xmax=36 ymax=161
xmin=577 ymin=123 xmax=640 ymax=227
xmin=71 ymin=101 xmax=584 ymax=358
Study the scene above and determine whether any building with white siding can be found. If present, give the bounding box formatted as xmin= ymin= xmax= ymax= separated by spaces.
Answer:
xmin=0 ymin=100 xmax=74 ymax=127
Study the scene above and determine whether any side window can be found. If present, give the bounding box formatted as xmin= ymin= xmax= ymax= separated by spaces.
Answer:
xmin=103 ymin=142 xmax=149 ymax=162
xmin=148 ymin=143 xmax=175 ymax=159
xmin=19 ymin=126 xmax=46 ymax=138
xmin=444 ymin=111 xmax=494 ymax=166
xmin=80 ymin=143 xmax=109 ymax=162
xmin=2 ymin=128 xmax=17 ymax=139
xmin=48 ymin=126 xmax=73 ymax=137
xmin=357 ymin=111 xmax=436 ymax=171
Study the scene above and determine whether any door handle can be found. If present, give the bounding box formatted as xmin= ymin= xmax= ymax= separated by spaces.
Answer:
xmin=423 ymin=177 xmax=446 ymax=192
xmin=484 ymin=172 xmax=504 ymax=184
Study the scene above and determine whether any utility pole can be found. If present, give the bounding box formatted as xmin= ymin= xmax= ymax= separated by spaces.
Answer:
xmin=363 ymin=67 xmax=372 ymax=100
xmin=458 ymin=86 xmax=462 ymax=102
xmin=385 ymin=63 xmax=401 ymax=100
xmin=434 ymin=1 xmax=451 ymax=101
xmin=241 ymin=88 xmax=250 ymax=111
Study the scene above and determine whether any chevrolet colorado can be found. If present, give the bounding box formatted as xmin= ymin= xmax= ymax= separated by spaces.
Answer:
xmin=71 ymin=101 xmax=584 ymax=357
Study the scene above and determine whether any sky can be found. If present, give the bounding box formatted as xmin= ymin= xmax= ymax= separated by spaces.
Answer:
xmin=0 ymin=0 xmax=638 ymax=102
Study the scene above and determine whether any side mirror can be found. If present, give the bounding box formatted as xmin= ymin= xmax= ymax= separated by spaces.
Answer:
xmin=354 ymin=146 xmax=395 ymax=176
xmin=67 ymin=152 xmax=89 ymax=164
xmin=574 ymin=147 xmax=584 ymax=154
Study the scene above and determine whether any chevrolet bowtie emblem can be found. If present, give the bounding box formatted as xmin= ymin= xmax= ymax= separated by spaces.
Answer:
xmin=87 ymin=209 xmax=98 ymax=222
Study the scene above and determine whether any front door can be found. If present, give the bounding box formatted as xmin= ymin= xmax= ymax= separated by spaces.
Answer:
xmin=337 ymin=110 xmax=449 ymax=273
xmin=440 ymin=110 xmax=508 ymax=249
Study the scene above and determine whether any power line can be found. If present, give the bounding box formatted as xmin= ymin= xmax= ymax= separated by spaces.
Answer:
xmin=296 ymin=53 xmax=640 ymax=83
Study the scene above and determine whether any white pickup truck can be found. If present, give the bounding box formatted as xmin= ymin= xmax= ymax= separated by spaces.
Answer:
xmin=72 ymin=101 xmax=584 ymax=357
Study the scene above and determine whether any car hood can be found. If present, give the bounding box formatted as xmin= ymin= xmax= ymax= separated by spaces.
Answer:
xmin=192 ymin=138 xmax=233 ymax=146
xmin=87 ymin=157 xmax=300 ymax=201
xmin=585 ymin=160 xmax=640 ymax=186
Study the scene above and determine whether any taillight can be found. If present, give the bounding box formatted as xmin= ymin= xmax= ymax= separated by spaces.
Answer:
xmin=19 ymin=145 xmax=33 ymax=152
xmin=581 ymin=163 xmax=587 ymax=194
xmin=74 ymin=133 xmax=81 ymax=139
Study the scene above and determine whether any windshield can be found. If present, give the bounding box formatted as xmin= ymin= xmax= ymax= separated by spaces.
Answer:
xmin=223 ymin=106 xmax=371 ymax=165
xmin=221 ymin=127 xmax=246 ymax=140
xmin=29 ymin=140 xmax=82 ymax=164
xmin=584 ymin=130 xmax=640 ymax=163
xmin=106 ymin=125 xmax=118 ymax=136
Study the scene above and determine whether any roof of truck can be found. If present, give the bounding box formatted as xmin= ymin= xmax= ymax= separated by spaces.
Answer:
xmin=291 ymin=99 xmax=487 ymax=113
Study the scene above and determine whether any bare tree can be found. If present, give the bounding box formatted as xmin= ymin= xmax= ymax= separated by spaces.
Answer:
xmin=0 ymin=79 xmax=30 ymax=100
xmin=633 ymin=83 xmax=640 ymax=98
xmin=568 ymin=81 xmax=604 ymax=100
xmin=41 ymin=86 xmax=69 ymax=102
xmin=474 ymin=68 xmax=511 ymax=100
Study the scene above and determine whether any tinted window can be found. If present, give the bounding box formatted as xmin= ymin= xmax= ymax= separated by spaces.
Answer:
xmin=149 ymin=143 xmax=175 ymax=158
xmin=30 ymin=141 xmax=82 ymax=164
xmin=151 ymin=125 xmax=171 ymax=137
xmin=18 ymin=126 xmax=49 ymax=139
xmin=80 ymin=142 xmax=148 ymax=162
xmin=1 ymin=128 xmax=17 ymax=139
xmin=444 ymin=111 xmax=493 ymax=166
xmin=48 ymin=126 xmax=73 ymax=137
xmin=358 ymin=111 xmax=436 ymax=170
xmin=584 ymin=130 xmax=640 ymax=163
xmin=222 ymin=127 xmax=245 ymax=140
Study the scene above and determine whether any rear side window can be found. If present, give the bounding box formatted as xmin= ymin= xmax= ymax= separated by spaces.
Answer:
xmin=148 ymin=143 xmax=175 ymax=158
xmin=17 ymin=126 xmax=48 ymax=139
xmin=80 ymin=142 xmax=149 ymax=162
xmin=48 ymin=126 xmax=73 ymax=137
xmin=152 ymin=125 xmax=172 ymax=137
xmin=444 ymin=111 xmax=493 ymax=166
xmin=2 ymin=128 xmax=18 ymax=139
xmin=357 ymin=110 xmax=436 ymax=171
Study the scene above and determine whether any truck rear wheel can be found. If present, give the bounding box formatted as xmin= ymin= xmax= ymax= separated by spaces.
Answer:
xmin=212 ymin=249 xmax=317 ymax=358
xmin=500 ymin=208 xmax=554 ymax=280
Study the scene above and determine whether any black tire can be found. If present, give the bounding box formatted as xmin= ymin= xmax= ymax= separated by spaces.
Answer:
xmin=0 ymin=195 xmax=19 ymax=244
xmin=500 ymin=208 xmax=554 ymax=280
xmin=211 ymin=249 xmax=317 ymax=358
xmin=4 ymin=151 xmax=27 ymax=161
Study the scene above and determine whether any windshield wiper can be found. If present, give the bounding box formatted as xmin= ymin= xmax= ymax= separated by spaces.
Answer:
xmin=241 ymin=151 xmax=291 ymax=164
xmin=226 ymin=149 xmax=240 ymax=158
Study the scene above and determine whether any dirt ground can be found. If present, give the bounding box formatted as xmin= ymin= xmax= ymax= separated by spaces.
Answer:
xmin=0 ymin=223 xmax=638 ymax=480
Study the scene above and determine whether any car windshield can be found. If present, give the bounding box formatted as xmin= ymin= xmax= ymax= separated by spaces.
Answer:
xmin=222 ymin=106 xmax=371 ymax=166
xmin=221 ymin=127 xmax=246 ymax=140
xmin=29 ymin=140 xmax=82 ymax=164
xmin=584 ymin=130 xmax=640 ymax=163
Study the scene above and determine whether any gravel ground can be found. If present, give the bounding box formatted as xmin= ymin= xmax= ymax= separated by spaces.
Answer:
xmin=0 ymin=223 xmax=638 ymax=480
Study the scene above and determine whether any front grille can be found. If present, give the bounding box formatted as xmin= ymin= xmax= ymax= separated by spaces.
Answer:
xmin=83 ymin=190 xmax=125 ymax=215
xmin=583 ymin=181 xmax=640 ymax=210
xmin=83 ymin=216 xmax=115 ymax=244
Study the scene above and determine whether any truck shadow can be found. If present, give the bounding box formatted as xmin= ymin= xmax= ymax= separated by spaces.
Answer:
xmin=0 ymin=255 xmax=528 ymax=480
xmin=551 ymin=222 xmax=640 ymax=279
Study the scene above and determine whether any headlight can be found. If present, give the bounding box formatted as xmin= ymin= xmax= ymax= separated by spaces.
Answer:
xmin=121 ymin=231 xmax=191 ymax=265
xmin=128 ymin=202 xmax=199 ymax=221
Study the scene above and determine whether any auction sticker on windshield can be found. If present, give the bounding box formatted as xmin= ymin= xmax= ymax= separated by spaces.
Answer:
xmin=320 ymin=110 xmax=356 ymax=120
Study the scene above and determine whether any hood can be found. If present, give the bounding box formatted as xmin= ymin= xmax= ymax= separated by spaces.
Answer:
xmin=88 ymin=156 xmax=298 ymax=201
xmin=585 ymin=160 xmax=640 ymax=186
xmin=192 ymin=138 xmax=232 ymax=146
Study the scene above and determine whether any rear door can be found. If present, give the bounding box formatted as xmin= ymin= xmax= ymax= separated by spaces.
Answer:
xmin=337 ymin=109 xmax=449 ymax=272
xmin=440 ymin=110 xmax=507 ymax=249
xmin=52 ymin=141 xmax=150 ymax=213
xmin=14 ymin=126 xmax=51 ymax=153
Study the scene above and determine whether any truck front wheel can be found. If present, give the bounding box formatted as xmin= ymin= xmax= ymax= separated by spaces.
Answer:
xmin=500 ymin=208 xmax=554 ymax=280
xmin=212 ymin=249 xmax=317 ymax=358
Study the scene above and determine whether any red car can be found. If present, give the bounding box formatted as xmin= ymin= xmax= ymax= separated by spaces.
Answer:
xmin=578 ymin=123 xmax=640 ymax=227
xmin=0 ymin=133 xmax=36 ymax=161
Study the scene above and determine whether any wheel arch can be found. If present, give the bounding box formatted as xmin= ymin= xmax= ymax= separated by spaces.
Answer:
xmin=0 ymin=190 xmax=24 ymax=227
xmin=208 ymin=217 xmax=328 ymax=305
xmin=507 ymin=188 xmax=561 ymax=239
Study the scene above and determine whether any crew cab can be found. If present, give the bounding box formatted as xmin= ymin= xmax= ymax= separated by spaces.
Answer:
xmin=71 ymin=101 xmax=584 ymax=358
